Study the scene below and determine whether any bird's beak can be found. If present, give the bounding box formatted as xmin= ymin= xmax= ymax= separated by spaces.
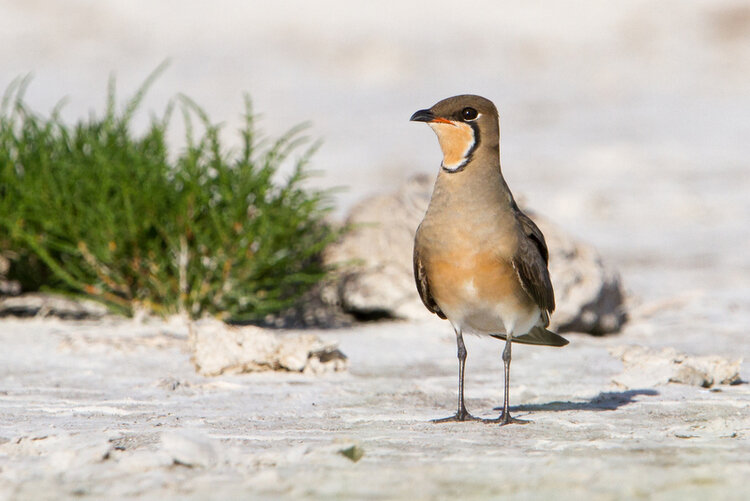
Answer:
xmin=410 ymin=109 xmax=453 ymax=125
xmin=410 ymin=109 xmax=435 ymax=122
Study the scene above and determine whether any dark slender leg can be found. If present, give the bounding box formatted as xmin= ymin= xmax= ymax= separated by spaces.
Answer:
xmin=497 ymin=334 xmax=529 ymax=425
xmin=433 ymin=329 xmax=480 ymax=423
xmin=483 ymin=334 xmax=529 ymax=425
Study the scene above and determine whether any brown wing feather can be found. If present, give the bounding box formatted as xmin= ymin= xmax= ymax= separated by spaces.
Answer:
xmin=413 ymin=230 xmax=446 ymax=319
xmin=511 ymin=204 xmax=555 ymax=315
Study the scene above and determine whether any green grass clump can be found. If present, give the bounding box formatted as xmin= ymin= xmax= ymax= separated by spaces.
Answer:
xmin=0 ymin=67 xmax=337 ymax=321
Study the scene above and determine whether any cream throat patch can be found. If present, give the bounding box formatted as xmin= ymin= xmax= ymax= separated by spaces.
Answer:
xmin=427 ymin=121 xmax=478 ymax=172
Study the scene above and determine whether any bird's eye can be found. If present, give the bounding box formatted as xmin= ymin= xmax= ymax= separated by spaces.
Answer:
xmin=461 ymin=107 xmax=478 ymax=121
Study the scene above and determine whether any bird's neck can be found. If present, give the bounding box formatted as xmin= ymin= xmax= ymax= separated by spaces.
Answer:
xmin=430 ymin=147 xmax=512 ymax=212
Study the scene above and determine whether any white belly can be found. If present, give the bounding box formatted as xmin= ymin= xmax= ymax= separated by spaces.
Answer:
xmin=443 ymin=278 xmax=541 ymax=338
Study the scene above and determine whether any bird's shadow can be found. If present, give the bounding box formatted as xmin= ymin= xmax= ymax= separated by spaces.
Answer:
xmin=495 ymin=389 xmax=659 ymax=413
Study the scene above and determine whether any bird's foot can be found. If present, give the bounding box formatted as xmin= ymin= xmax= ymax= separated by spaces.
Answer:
xmin=483 ymin=413 xmax=531 ymax=426
xmin=431 ymin=409 xmax=481 ymax=423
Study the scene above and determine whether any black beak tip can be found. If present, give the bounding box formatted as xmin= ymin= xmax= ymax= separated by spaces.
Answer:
xmin=410 ymin=109 xmax=434 ymax=122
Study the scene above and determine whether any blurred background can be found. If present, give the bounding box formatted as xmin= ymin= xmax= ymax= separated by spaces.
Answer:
xmin=2 ymin=0 xmax=749 ymax=309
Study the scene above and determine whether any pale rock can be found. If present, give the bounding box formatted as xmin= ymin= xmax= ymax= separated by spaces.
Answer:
xmin=190 ymin=318 xmax=348 ymax=376
xmin=324 ymin=174 xmax=626 ymax=334
xmin=324 ymin=175 xmax=431 ymax=320
xmin=610 ymin=345 xmax=742 ymax=388
xmin=115 ymin=449 xmax=174 ymax=473
xmin=276 ymin=334 xmax=320 ymax=371
xmin=7 ymin=434 xmax=111 ymax=474
xmin=532 ymin=214 xmax=626 ymax=334
xmin=160 ymin=430 xmax=219 ymax=468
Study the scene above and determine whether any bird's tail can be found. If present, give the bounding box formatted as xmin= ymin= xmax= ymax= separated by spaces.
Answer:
xmin=490 ymin=327 xmax=569 ymax=347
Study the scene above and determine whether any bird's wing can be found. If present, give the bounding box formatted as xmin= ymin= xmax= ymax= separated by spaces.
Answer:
xmin=511 ymin=205 xmax=556 ymax=316
xmin=413 ymin=230 xmax=446 ymax=320
xmin=490 ymin=327 xmax=568 ymax=346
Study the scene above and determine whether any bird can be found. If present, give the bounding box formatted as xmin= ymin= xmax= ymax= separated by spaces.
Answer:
xmin=410 ymin=95 xmax=569 ymax=425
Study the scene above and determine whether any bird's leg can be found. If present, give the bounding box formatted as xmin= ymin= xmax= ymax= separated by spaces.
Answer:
xmin=456 ymin=331 xmax=472 ymax=419
xmin=433 ymin=329 xmax=480 ymax=423
xmin=482 ymin=333 xmax=530 ymax=425
xmin=494 ymin=334 xmax=529 ymax=425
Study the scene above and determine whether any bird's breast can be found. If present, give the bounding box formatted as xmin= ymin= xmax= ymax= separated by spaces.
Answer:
xmin=425 ymin=247 xmax=535 ymax=334
xmin=427 ymin=248 xmax=512 ymax=300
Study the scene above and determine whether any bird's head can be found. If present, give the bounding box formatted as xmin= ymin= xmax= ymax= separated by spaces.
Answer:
xmin=410 ymin=95 xmax=499 ymax=173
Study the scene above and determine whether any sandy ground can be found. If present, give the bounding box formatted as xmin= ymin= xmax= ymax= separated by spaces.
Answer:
xmin=1 ymin=0 xmax=749 ymax=498
xmin=0 ymin=309 xmax=748 ymax=500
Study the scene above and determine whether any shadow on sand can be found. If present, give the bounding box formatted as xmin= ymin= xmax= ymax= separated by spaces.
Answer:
xmin=496 ymin=389 xmax=659 ymax=413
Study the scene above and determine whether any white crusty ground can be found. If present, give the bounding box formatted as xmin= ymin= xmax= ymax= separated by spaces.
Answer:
xmin=0 ymin=310 xmax=748 ymax=500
